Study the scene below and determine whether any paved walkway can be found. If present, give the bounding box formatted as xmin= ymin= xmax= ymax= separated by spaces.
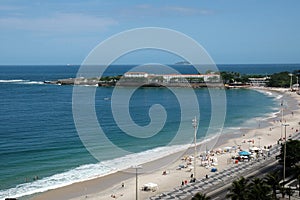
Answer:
xmin=149 ymin=133 xmax=300 ymax=200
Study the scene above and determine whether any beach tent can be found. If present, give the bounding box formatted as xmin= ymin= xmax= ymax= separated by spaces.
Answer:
xmin=238 ymin=151 xmax=251 ymax=156
xmin=249 ymin=146 xmax=260 ymax=151
xmin=142 ymin=183 xmax=158 ymax=192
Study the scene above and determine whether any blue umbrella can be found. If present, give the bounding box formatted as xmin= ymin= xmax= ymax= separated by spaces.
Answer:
xmin=238 ymin=151 xmax=250 ymax=156
xmin=211 ymin=167 xmax=218 ymax=172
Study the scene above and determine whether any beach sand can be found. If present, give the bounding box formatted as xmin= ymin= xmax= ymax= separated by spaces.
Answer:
xmin=31 ymin=88 xmax=300 ymax=200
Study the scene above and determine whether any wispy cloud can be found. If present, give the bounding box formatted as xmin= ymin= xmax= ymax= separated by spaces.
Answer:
xmin=0 ymin=5 xmax=24 ymax=11
xmin=164 ymin=6 xmax=214 ymax=15
xmin=135 ymin=4 xmax=153 ymax=9
xmin=120 ymin=4 xmax=214 ymax=18
xmin=0 ymin=13 xmax=118 ymax=33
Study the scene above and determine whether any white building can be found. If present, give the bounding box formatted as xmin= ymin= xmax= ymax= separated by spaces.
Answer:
xmin=123 ymin=72 xmax=149 ymax=78
xmin=248 ymin=77 xmax=270 ymax=86
xmin=123 ymin=72 xmax=220 ymax=83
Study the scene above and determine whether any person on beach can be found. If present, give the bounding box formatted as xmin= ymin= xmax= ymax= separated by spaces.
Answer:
xmin=121 ymin=182 xmax=124 ymax=188
xmin=181 ymin=181 xmax=184 ymax=187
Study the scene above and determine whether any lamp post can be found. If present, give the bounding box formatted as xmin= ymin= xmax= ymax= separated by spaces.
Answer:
xmin=289 ymin=73 xmax=293 ymax=91
xmin=297 ymin=76 xmax=299 ymax=92
xmin=132 ymin=165 xmax=142 ymax=200
xmin=282 ymin=123 xmax=289 ymax=186
xmin=192 ymin=116 xmax=197 ymax=179
xmin=281 ymin=100 xmax=284 ymax=140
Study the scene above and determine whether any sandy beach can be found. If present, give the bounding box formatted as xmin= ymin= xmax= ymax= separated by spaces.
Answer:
xmin=31 ymin=87 xmax=300 ymax=200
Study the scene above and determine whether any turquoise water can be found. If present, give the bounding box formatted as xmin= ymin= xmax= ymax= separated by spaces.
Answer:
xmin=0 ymin=64 xmax=297 ymax=199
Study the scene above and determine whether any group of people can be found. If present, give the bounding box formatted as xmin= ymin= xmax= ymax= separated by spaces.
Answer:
xmin=110 ymin=183 xmax=125 ymax=199
xmin=181 ymin=180 xmax=188 ymax=186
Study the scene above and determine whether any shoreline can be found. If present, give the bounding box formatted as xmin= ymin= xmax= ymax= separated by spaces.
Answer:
xmin=24 ymin=88 xmax=300 ymax=200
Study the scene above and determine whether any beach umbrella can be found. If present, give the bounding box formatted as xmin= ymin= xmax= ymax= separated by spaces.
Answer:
xmin=238 ymin=151 xmax=250 ymax=156
xmin=211 ymin=167 xmax=218 ymax=172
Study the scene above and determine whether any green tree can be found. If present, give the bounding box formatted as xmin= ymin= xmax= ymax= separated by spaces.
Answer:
xmin=220 ymin=71 xmax=241 ymax=84
xmin=279 ymin=185 xmax=286 ymax=198
xmin=191 ymin=192 xmax=211 ymax=200
xmin=265 ymin=171 xmax=281 ymax=199
xmin=279 ymin=140 xmax=300 ymax=167
xmin=267 ymin=71 xmax=296 ymax=87
xmin=293 ymin=164 xmax=300 ymax=196
xmin=292 ymin=70 xmax=300 ymax=80
xmin=247 ymin=178 xmax=272 ymax=200
xmin=226 ymin=176 xmax=249 ymax=200
xmin=285 ymin=187 xmax=294 ymax=200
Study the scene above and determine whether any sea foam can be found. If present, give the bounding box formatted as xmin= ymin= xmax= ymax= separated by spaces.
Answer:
xmin=0 ymin=79 xmax=44 ymax=85
xmin=0 ymin=143 xmax=195 ymax=199
xmin=0 ymin=79 xmax=28 ymax=83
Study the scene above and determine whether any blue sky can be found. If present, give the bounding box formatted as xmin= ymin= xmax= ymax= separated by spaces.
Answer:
xmin=0 ymin=0 xmax=299 ymax=65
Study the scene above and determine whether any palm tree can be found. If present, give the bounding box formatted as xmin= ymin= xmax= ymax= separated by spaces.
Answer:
xmin=191 ymin=192 xmax=211 ymax=200
xmin=285 ymin=187 xmax=294 ymax=200
xmin=294 ymin=164 xmax=300 ymax=196
xmin=265 ymin=171 xmax=281 ymax=199
xmin=247 ymin=177 xmax=272 ymax=200
xmin=226 ymin=176 xmax=249 ymax=200
xmin=279 ymin=185 xmax=286 ymax=198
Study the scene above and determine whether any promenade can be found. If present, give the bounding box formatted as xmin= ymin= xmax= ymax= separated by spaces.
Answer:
xmin=149 ymin=133 xmax=300 ymax=200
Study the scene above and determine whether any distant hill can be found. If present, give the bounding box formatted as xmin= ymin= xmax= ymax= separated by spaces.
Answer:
xmin=174 ymin=61 xmax=191 ymax=65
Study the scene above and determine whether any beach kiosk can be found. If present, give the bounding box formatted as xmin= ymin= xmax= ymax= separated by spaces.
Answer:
xmin=142 ymin=182 xmax=158 ymax=192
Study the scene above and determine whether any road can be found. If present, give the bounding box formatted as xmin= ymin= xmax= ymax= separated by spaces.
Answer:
xmin=150 ymin=133 xmax=300 ymax=200
xmin=207 ymin=161 xmax=282 ymax=200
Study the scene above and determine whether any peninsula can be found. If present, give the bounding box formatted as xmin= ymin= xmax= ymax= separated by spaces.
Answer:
xmin=44 ymin=70 xmax=300 ymax=90
xmin=44 ymin=72 xmax=223 ymax=88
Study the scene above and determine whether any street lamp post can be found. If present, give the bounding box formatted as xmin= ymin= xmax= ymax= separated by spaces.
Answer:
xmin=281 ymin=100 xmax=284 ymax=140
xmin=282 ymin=123 xmax=289 ymax=186
xmin=297 ymin=76 xmax=299 ymax=92
xmin=289 ymin=73 xmax=293 ymax=91
xmin=132 ymin=165 xmax=142 ymax=200
xmin=192 ymin=116 xmax=197 ymax=180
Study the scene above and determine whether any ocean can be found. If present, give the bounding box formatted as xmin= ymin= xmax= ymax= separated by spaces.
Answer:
xmin=0 ymin=64 xmax=299 ymax=199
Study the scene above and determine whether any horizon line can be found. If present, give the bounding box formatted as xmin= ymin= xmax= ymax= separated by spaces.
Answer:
xmin=0 ymin=63 xmax=300 ymax=66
